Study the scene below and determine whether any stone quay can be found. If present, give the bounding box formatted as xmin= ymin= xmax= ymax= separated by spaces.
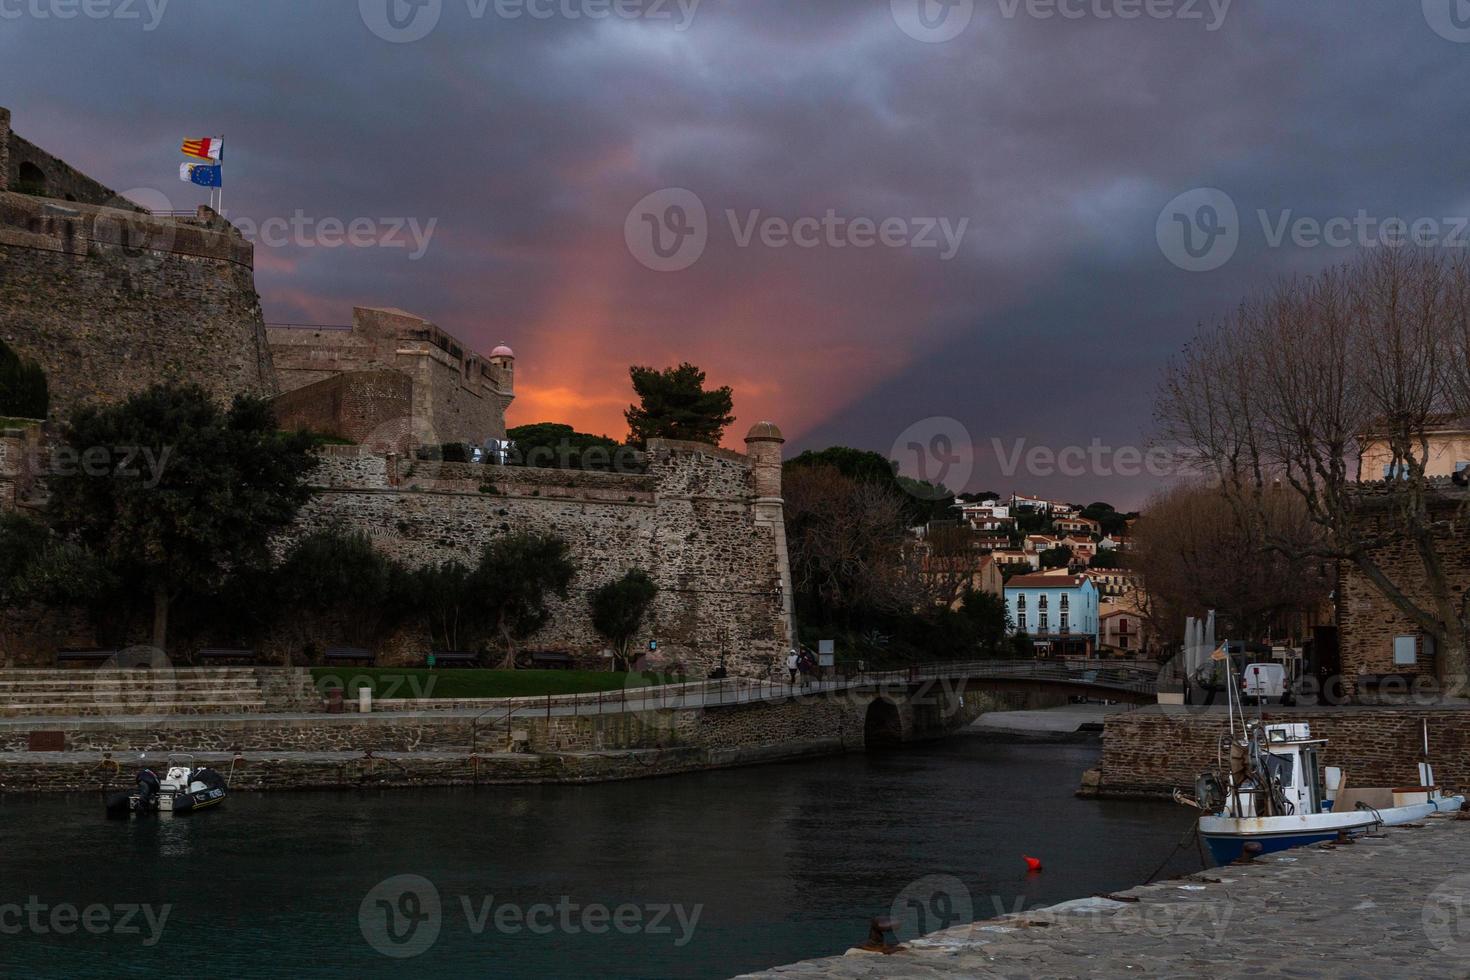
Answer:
xmin=742 ymin=816 xmax=1470 ymax=978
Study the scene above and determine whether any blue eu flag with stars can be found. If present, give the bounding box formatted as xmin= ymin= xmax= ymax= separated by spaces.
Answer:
xmin=180 ymin=163 xmax=223 ymax=188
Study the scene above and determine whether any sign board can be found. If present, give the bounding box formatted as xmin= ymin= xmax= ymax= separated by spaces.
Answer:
xmin=819 ymin=653 xmax=835 ymax=668
xmin=648 ymin=640 xmax=658 ymax=652
xmin=818 ymin=640 xmax=835 ymax=655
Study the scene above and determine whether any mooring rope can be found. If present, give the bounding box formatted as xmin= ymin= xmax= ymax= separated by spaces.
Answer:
xmin=1145 ymin=821 xmax=1205 ymax=884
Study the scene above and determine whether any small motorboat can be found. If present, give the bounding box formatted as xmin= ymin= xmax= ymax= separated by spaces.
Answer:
xmin=105 ymin=754 xmax=228 ymax=817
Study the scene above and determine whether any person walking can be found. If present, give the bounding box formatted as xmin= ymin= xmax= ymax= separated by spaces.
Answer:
xmin=786 ymin=649 xmax=799 ymax=685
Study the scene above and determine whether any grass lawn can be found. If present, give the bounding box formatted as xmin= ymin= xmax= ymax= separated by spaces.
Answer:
xmin=309 ymin=667 xmax=684 ymax=700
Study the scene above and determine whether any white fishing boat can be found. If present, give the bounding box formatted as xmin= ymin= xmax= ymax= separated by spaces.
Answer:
xmin=1179 ymin=721 xmax=1380 ymax=864
xmin=1173 ymin=641 xmax=1461 ymax=865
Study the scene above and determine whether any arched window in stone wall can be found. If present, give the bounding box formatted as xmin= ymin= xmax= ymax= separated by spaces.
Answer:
xmin=17 ymin=161 xmax=46 ymax=196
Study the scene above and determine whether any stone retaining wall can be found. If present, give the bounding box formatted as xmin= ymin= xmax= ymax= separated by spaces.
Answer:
xmin=1095 ymin=705 xmax=1470 ymax=798
xmin=0 ymin=742 xmax=856 ymax=794
xmin=0 ymin=716 xmax=471 ymax=754
xmin=0 ymin=684 xmax=993 ymax=792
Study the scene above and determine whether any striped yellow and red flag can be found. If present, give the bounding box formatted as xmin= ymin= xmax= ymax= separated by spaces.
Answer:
xmin=181 ymin=137 xmax=223 ymax=162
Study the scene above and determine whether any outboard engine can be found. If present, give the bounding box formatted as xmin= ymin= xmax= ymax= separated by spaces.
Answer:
xmin=104 ymin=790 xmax=132 ymax=817
xmin=135 ymin=768 xmax=161 ymax=810
xmin=1195 ymin=772 xmax=1226 ymax=813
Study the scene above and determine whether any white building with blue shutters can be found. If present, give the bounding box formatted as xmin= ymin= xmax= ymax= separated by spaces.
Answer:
xmin=1004 ymin=572 xmax=1100 ymax=657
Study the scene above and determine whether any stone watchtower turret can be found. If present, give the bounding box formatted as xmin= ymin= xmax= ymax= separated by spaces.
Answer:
xmin=487 ymin=344 xmax=516 ymax=396
xmin=744 ymin=422 xmax=796 ymax=649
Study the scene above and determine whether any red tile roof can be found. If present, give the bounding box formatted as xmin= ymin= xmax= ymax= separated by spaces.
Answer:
xmin=1005 ymin=573 xmax=1089 ymax=590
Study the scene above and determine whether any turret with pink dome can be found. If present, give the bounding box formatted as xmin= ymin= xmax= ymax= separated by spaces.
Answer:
xmin=487 ymin=342 xmax=515 ymax=394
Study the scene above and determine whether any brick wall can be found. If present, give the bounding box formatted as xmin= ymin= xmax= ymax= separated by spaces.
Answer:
xmin=1097 ymin=706 xmax=1470 ymax=798
xmin=1337 ymin=503 xmax=1470 ymax=692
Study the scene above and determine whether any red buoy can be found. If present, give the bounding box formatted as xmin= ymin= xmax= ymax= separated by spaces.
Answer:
xmin=1023 ymin=855 xmax=1043 ymax=873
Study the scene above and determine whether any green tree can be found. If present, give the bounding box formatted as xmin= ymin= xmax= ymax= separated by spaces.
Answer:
xmin=958 ymin=589 xmax=1011 ymax=656
xmin=414 ymin=560 xmax=490 ymax=654
xmin=787 ymin=446 xmax=955 ymax=526
xmin=0 ymin=513 xmax=48 ymax=604
xmin=1039 ymin=545 xmax=1073 ymax=569
xmin=590 ymin=569 xmax=659 ymax=671
xmin=1087 ymin=548 xmax=1127 ymax=570
xmin=1080 ymin=501 xmax=1130 ymax=537
xmin=280 ymin=530 xmax=408 ymax=617
xmin=624 ymin=363 xmax=734 ymax=447
xmin=787 ymin=446 xmax=898 ymax=485
xmin=478 ymin=532 xmax=577 ymax=667
xmin=1016 ymin=510 xmax=1054 ymax=535
xmin=0 ymin=339 xmax=48 ymax=420
xmin=507 ymin=423 xmax=638 ymax=472
xmin=46 ymin=385 xmax=317 ymax=652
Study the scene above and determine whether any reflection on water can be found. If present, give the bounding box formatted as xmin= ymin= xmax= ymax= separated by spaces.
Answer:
xmin=0 ymin=737 xmax=1199 ymax=979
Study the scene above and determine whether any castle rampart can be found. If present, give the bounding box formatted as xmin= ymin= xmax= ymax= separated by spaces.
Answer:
xmin=268 ymin=307 xmax=513 ymax=446
xmin=290 ymin=432 xmax=795 ymax=677
xmin=0 ymin=108 xmax=276 ymax=416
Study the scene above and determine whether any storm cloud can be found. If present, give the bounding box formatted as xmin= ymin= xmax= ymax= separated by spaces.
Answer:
xmin=3 ymin=0 xmax=1466 ymax=505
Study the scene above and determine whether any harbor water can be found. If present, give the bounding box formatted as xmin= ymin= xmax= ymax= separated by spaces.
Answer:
xmin=0 ymin=737 xmax=1199 ymax=978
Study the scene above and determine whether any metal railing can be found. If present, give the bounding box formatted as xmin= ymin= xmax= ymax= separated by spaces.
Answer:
xmin=442 ymin=657 xmax=1158 ymax=737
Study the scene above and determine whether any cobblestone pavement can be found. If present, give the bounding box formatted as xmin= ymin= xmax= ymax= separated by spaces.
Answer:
xmin=742 ymin=815 xmax=1470 ymax=979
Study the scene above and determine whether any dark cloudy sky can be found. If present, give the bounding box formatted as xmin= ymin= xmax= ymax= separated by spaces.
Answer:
xmin=4 ymin=0 xmax=1468 ymax=507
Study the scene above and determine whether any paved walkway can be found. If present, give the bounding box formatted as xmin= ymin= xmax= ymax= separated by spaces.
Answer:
xmin=742 ymin=815 xmax=1470 ymax=979
xmin=970 ymin=703 xmax=1129 ymax=734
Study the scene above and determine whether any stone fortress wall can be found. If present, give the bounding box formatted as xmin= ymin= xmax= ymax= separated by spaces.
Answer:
xmin=295 ymin=430 xmax=795 ymax=677
xmin=267 ymin=306 xmax=515 ymax=448
xmin=0 ymin=107 xmax=278 ymax=417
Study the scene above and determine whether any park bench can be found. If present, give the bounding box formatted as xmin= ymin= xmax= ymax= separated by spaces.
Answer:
xmin=323 ymin=647 xmax=375 ymax=666
xmin=426 ymin=651 xmax=480 ymax=668
xmin=55 ymin=649 xmax=117 ymax=669
xmin=197 ymin=648 xmax=258 ymax=666
xmin=516 ymin=650 xmax=576 ymax=671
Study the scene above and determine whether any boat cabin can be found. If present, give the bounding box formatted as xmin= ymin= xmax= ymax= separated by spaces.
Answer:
xmin=1229 ymin=722 xmax=1327 ymax=818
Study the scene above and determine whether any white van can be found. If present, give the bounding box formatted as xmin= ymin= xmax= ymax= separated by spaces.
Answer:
xmin=1241 ymin=662 xmax=1286 ymax=704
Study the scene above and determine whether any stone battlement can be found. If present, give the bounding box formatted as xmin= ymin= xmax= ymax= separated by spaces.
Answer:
xmin=0 ymin=107 xmax=274 ymax=417
xmin=0 ymin=190 xmax=254 ymax=267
